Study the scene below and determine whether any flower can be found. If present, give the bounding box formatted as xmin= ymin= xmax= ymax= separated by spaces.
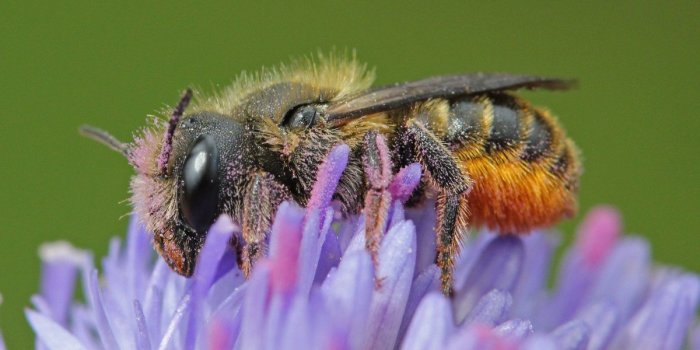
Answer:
xmin=27 ymin=143 xmax=700 ymax=350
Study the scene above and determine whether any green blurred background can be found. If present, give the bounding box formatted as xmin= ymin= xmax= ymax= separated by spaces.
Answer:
xmin=1 ymin=1 xmax=698 ymax=347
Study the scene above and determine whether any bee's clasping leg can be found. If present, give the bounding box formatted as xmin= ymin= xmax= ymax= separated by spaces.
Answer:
xmin=361 ymin=131 xmax=393 ymax=286
xmin=407 ymin=121 xmax=471 ymax=296
xmin=240 ymin=172 xmax=291 ymax=277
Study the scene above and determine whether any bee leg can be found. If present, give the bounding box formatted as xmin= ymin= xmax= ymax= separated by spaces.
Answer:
xmin=240 ymin=172 xmax=290 ymax=277
xmin=361 ymin=131 xmax=393 ymax=284
xmin=408 ymin=121 xmax=471 ymax=295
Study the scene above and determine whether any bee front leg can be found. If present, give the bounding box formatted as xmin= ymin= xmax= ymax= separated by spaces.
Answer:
xmin=361 ymin=131 xmax=393 ymax=281
xmin=240 ymin=172 xmax=290 ymax=277
xmin=407 ymin=121 xmax=471 ymax=295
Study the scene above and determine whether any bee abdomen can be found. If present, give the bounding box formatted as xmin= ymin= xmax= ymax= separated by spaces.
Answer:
xmin=444 ymin=93 xmax=559 ymax=163
xmin=440 ymin=93 xmax=581 ymax=233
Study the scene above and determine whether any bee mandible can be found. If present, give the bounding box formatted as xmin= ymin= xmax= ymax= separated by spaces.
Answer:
xmin=81 ymin=55 xmax=580 ymax=294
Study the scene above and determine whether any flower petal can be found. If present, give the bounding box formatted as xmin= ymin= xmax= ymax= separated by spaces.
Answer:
xmin=397 ymin=265 xmax=439 ymax=340
xmin=388 ymin=163 xmax=422 ymax=203
xmin=550 ymin=319 xmax=591 ymax=350
xmin=321 ymin=250 xmax=374 ymax=349
xmin=577 ymin=300 xmax=619 ymax=350
xmin=494 ymin=319 xmax=533 ymax=339
xmin=306 ymin=144 xmax=350 ymax=214
xmin=133 ymin=300 xmax=152 ymax=350
xmin=454 ymin=235 xmax=524 ymax=322
xmin=365 ymin=220 xmax=417 ymax=350
xmin=38 ymin=241 xmax=89 ymax=326
xmin=401 ymin=293 xmax=454 ymax=350
xmin=268 ymin=202 xmax=305 ymax=295
xmin=26 ymin=309 xmax=88 ymax=350
xmin=614 ymin=272 xmax=699 ymax=350
xmin=465 ymin=289 xmax=513 ymax=326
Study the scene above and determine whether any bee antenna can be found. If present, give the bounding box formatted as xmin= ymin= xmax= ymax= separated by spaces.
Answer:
xmin=79 ymin=125 xmax=130 ymax=157
xmin=157 ymin=88 xmax=193 ymax=175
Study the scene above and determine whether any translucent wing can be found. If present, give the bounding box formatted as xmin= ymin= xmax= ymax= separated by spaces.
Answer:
xmin=325 ymin=73 xmax=575 ymax=125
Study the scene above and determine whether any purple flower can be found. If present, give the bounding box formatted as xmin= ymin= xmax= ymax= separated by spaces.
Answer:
xmin=27 ymin=143 xmax=700 ymax=350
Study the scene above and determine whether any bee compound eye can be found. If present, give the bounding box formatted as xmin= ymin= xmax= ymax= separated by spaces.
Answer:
xmin=284 ymin=104 xmax=318 ymax=130
xmin=180 ymin=135 xmax=220 ymax=233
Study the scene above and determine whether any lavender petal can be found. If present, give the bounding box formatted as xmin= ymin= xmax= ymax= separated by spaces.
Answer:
xmin=86 ymin=269 xmax=120 ymax=350
xmin=615 ymin=272 xmax=700 ymax=350
xmin=26 ymin=309 xmax=87 ymax=350
xmin=321 ymin=250 xmax=374 ymax=350
xmin=494 ymin=319 xmax=534 ymax=339
xmin=454 ymin=235 xmax=524 ymax=322
xmin=38 ymin=242 xmax=88 ymax=326
xmin=397 ymin=265 xmax=440 ymax=340
xmin=401 ymin=293 xmax=455 ymax=350
xmin=464 ymin=289 xmax=513 ymax=326
xmin=133 ymin=300 xmax=152 ymax=350
xmin=550 ymin=319 xmax=591 ymax=350
xmin=577 ymin=300 xmax=619 ymax=350
xmin=306 ymin=144 xmax=350 ymax=215
xmin=365 ymin=220 xmax=417 ymax=350
xmin=239 ymin=264 xmax=271 ymax=350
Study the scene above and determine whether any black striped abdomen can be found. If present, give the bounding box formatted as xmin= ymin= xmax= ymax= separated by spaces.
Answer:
xmin=439 ymin=93 xmax=581 ymax=232
xmin=443 ymin=93 xmax=576 ymax=177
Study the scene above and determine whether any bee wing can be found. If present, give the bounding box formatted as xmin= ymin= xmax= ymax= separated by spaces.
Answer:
xmin=325 ymin=74 xmax=575 ymax=125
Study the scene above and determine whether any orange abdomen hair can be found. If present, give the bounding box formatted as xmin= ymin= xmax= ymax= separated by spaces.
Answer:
xmin=439 ymin=93 xmax=581 ymax=233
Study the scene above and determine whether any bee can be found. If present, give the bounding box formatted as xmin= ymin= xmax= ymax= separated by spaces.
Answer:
xmin=81 ymin=55 xmax=580 ymax=294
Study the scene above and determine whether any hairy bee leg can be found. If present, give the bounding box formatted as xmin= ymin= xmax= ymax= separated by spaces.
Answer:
xmin=240 ymin=173 xmax=290 ymax=277
xmin=408 ymin=121 xmax=471 ymax=295
xmin=361 ymin=131 xmax=393 ymax=282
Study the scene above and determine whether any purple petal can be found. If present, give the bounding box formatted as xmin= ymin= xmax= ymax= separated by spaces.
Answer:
xmin=321 ymin=250 xmax=374 ymax=349
xmin=126 ymin=216 xmax=152 ymax=303
xmin=574 ymin=206 xmax=621 ymax=268
xmin=397 ymin=265 xmax=440 ymax=340
xmin=86 ymin=269 xmax=119 ymax=350
xmin=313 ymin=216 xmax=342 ymax=285
xmin=306 ymin=144 xmax=350 ymax=214
xmin=239 ymin=264 xmax=271 ymax=350
xmin=512 ymin=232 xmax=557 ymax=318
xmin=186 ymin=215 xmax=238 ymax=349
xmin=522 ymin=334 xmax=558 ymax=350
xmin=541 ymin=206 xmax=622 ymax=328
xmin=690 ymin=323 xmax=700 ymax=350
xmin=26 ymin=310 xmax=87 ymax=350
xmin=550 ymin=319 xmax=591 ymax=350
xmin=404 ymin=201 xmax=436 ymax=277
xmin=365 ymin=220 xmax=417 ymax=350
xmin=388 ymin=163 xmax=422 ymax=203
xmin=297 ymin=207 xmax=333 ymax=295
xmin=494 ymin=319 xmax=533 ymax=339
xmin=615 ymin=272 xmax=699 ymax=350
xmin=133 ymin=300 xmax=152 ymax=350
xmin=401 ymin=293 xmax=455 ymax=350
xmin=205 ymin=316 xmax=237 ymax=350
xmin=452 ymin=230 xmax=495 ymax=290
xmin=38 ymin=242 xmax=88 ymax=326
xmin=577 ymin=300 xmax=619 ymax=350
xmin=157 ymin=293 xmax=191 ymax=350
xmin=278 ymin=295 xmax=311 ymax=350
xmin=589 ymin=237 xmax=650 ymax=320
xmin=465 ymin=289 xmax=513 ymax=326
xmin=268 ymin=202 xmax=304 ymax=295
xmin=387 ymin=200 xmax=406 ymax=230
xmin=454 ymin=235 xmax=524 ymax=322
xmin=445 ymin=324 xmax=516 ymax=350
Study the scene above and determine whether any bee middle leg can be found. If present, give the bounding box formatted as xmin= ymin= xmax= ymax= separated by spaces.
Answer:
xmin=361 ymin=131 xmax=393 ymax=277
xmin=406 ymin=121 xmax=471 ymax=295
xmin=240 ymin=172 xmax=290 ymax=276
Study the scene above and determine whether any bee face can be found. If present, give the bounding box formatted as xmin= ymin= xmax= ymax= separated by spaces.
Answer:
xmin=82 ymin=54 xmax=579 ymax=293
